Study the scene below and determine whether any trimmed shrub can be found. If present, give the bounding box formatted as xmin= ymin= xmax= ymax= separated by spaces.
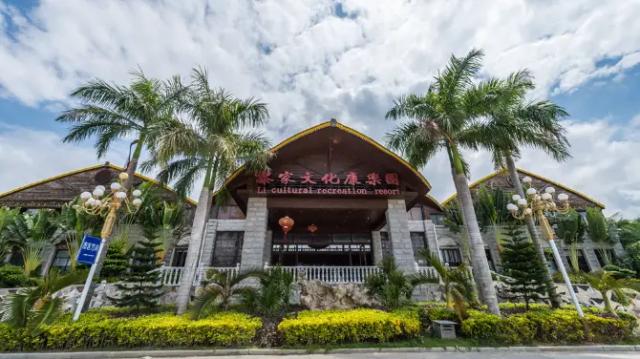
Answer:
xmin=0 ymin=265 xmax=38 ymax=288
xmin=461 ymin=308 xmax=636 ymax=345
xmin=0 ymin=312 xmax=261 ymax=352
xmin=278 ymin=309 xmax=421 ymax=346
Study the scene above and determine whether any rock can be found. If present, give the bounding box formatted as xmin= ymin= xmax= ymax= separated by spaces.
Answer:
xmin=299 ymin=280 xmax=378 ymax=310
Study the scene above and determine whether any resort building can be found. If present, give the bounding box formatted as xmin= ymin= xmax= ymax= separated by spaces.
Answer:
xmin=0 ymin=120 xmax=625 ymax=288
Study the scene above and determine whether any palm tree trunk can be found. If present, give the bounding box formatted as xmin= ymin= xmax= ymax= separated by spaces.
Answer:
xmin=176 ymin=158 xmax=217 ymax=314
xmin=505 ymin=155 xmax=561 ymax=308
xmin=124 ymin=135 xmax=145 ymax=189
xmin=451 ymin=170 xmax=501 ymax=315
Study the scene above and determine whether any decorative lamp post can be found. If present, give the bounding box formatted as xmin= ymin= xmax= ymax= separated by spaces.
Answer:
xmin=507 ymin=176 xmax=584 ymax=318
xmin=278 ymin=216 xmax=294 ymax=264
xmin=72 ymin=172 xmax=142 ymax=321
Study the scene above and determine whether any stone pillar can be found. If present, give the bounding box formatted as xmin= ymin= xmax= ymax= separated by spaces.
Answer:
xmin=199 ymin=219 xmax=218 ymax=267
xmin=239 ymin=197 xmax=268 ymax=271
xmin=385 ymin=198 xmax=416 ymax=273
xmin=423 ymin=220 xmax=441 ymax=260
xmin=263 ymin=230 xmax=273 ymax=268
xmin=371 ymin=231 xmax=383 ymax=265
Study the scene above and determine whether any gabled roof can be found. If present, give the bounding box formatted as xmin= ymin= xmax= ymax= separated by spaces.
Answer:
xmin=441 ymin=167 xmax=605 ymax=209
xmin=0 ymin=163 xmax=196 ymax=207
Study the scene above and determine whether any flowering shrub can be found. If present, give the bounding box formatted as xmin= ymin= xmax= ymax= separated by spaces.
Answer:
xmin=0 ymin=312 xmax=261 ymax=352
xmin=277 ymin=309 xmax=420 ymax=346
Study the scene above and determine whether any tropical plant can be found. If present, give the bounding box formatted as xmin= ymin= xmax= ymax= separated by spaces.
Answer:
xmin=500 ymin=223 xmax=548 ymax=310
xmin=581 ymin=270 xmax=640 ymax=317
xmin=191 ymin=269 xmax=256 ymax=319
xmin=149 ymin=68 xmax=271 ymax=314
xmin=4 ymin=210 xmax=58 ymax=276
xmin=0 ymin=268 xmax=86 ymax=333
xmin=240 ymin=267 xmax=293 ymax=318
xmin=475 ymin=186 xmax=513 ymax=252
xmin=386 ymin=49 xmax=507 ymax=314
xmin=482 ymin=68 xmax=569 ymax=309
xmin=554 ymin=209 xmax=585 ymax=273
xmin=0 ymin=207 xmax=19 ymax=261
xmin=53 ymin=202 xmax=102 ymax=271
xmin=415 ymin=250 xmax=477 ymax=319
xmin=0 ymin=265 xmax=38 ymax=288
xmin=365 ymin=257 xmax=417 ymax=309
xmin=585 ymin=207 xmax=614 ymax=265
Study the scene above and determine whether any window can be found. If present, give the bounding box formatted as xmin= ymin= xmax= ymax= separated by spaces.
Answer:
xmin=211 ymin=231 xmax=244 ymax=267
xmin=171 ymin=246 xmax=188 ymax=267
xmin=485 ymin=248 xmax=495 ymax=271
xmin=410 ymin=232 xmax=428 ymax=264
xmin=379 ymin=232 xmax=392 ymax=260
xmin=440 ymin=248 xmax=462 ymax=266
xmin=52 ymin=249 xmax=71 ymax=272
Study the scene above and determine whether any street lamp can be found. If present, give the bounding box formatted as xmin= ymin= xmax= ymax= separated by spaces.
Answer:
xmin=506 ymin=176 xmax=584 ymax=318
xmin=72 ymin=172 xmax=142 ymax=321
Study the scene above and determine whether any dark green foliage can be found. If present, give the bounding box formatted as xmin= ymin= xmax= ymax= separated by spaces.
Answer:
xmin=240 ymin=267 xmax=294 ymax=318
xmin=100 ymin=239 xmax=128 ymax=281
xmin=553 ymin=209 xmax=585 ymax=273
xmin=0 ymin=265 xmax=38 ymax=288
xmin=109 ymin=236 xmax=163 ymax=311
xmin=474 ymin=186 xmax=513 ymax=231
xmin=365 ymin=257 xmax=415 ymax=309
xmin=191 ymin=269 xmax=256 ymax=319
xmin=500 ymin=224 xmax=548 ymax=309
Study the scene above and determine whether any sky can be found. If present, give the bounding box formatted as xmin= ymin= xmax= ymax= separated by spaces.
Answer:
xmin=1 ymin=0 xmax=640 ymax=217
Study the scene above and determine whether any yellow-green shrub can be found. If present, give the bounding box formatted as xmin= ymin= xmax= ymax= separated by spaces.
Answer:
xmin=461 ymin=308 xmax=636 ymax=345
xmin=278 ymin=309 xmax=420 ymax=346
xmin=1 ymin=312 xmax=261 ymax=352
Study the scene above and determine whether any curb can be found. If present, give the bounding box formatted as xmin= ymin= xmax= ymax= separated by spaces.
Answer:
xmin=1 ymin=345 xmax=639 ymax=358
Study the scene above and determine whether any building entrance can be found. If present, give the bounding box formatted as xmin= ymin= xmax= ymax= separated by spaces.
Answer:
xmin=271 ymin=232 xmax=372 ymax=266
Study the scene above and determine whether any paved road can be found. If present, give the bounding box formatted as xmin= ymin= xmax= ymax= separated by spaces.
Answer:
xmin=158 ymin=352 xmax=639 ymax=359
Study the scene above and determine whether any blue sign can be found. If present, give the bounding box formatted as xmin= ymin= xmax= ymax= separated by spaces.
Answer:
xmin=77 ymin=235 xmax=102 ymax=265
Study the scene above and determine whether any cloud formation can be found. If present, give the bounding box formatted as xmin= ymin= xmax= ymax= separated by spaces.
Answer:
xmin=0 ymin=0 xmax=639 ymax=216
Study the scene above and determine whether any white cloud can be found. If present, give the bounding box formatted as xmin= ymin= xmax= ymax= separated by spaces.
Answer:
xmin=0 ymin=1 xmax=639 ymax=216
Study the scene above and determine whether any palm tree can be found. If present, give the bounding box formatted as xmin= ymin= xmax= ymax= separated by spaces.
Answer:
xmin=56 ymin=72 xmax=184 ymax=187
xmin=484 ymin=70 xmax=570 ymax=308
xmin=386 ymin=49 xmax=506 ymax=314
xmin=4 ymin=210 xmax=58 ymax=276
xmin=150 ymin=68 xmax=271 ymax=314
xmin=0 ymin=268 xmax=86 ymax=333
xmin=239 ymin=267 xmax=294 ymax=318
xmin=415 ymin=249 xmax=477 ymax=320
xmin=365 ymin=257 xmax=418 ymax=309
xmin=581 ymin=270 xmax=640 ymax=317
xmin=191 ymin=268 xmax=257 ymax=319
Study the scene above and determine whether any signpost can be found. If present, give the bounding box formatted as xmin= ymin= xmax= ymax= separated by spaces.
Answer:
xmin=72 ymin=234 xmax=106 ymax=321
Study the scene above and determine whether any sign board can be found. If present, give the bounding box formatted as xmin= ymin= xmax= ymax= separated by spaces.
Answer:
xmin=77 ymin=234 xmax=102 ymax=266
xmin=255 ymin=170 xmax=401 ymax=196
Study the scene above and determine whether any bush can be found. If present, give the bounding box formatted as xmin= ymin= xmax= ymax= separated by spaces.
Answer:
xmin=277 ymin=309 xmax=420 ymax=346
xmin=0 ymin=312 xmax=261 ymax=351
xmin=461 ymin=308 xmax=636 ymax=345
xmin=419 ymin=304 xmax=458 ymax=333
xmin=0 ymin=265 xmax=38 ymax=288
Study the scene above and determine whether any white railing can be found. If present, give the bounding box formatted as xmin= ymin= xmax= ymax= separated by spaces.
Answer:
xmin=155 ymin=266 xmax=239 ymax=287
xmin=155 ymin=265 xmax=438 ymax=286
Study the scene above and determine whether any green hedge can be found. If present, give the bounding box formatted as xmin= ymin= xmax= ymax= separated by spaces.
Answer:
xmin=0 ymin=265 xmax=38 ymax=288
xmin=461 ymin=309 xmax=637 ymax=345
xmin=278 ymin=309 xmax=421 ymax=346
xmin=0 ymin=312 xmax=261 ymax=352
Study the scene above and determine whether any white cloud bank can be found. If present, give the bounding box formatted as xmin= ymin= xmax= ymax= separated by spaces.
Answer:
xmin=0 ymin=0 xmax=639 ymax=216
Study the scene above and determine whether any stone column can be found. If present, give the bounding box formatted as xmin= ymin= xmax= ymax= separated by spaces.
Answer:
xmin=239 ymin=197 xmax=268 ymax=271
xmin=385 ymin=198 xmax=416 ymax=273
xmin=371 ymin=231 xmax=383 ymax=265
xmin=199 ymin=219 xmax=218 ymax=267
xmin=263 ymin=230 xmax=273 ymax=268
xmin=423 ymin=220 xmax=442 ymax=260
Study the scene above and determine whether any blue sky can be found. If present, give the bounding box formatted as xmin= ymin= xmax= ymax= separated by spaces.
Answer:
xmin=1 ymin=0 xmax=640 ymax=217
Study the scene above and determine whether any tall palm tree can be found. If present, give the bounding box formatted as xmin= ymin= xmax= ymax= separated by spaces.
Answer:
xmin=4 ymin=210 xmax=58 ymax=276
xmin=150 ymin=68 xmax=271 ymax=314
xmin=484 ymin=71 xmax=570 ymax=308
xmin=386 ymin=49 xmax=507 ymax=314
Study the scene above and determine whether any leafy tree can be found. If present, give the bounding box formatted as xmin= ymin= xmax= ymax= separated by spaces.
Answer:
xmin=554 ymin=209 xmax=585 ymax=273
xmin=581 ymin=270 xmax=640 ymax=317
xmin=240 ymin=267 xmax=294 ymax=318
xmin=0 ymin=207 xmax=19 ymax=261
xmin=149 ymin=68 xmax=271 ymax=314
xmin=500 ymin=223 xmax=548 ymax=310
xmin=585 ymin=207 xmax=614 ymax=265
xmin=0 ymin=269 xmax=86 ymax=333
xmin=416 ymin=249 xmax=477 ymax=319
xmin=365 ymin=257 xmax=417 ymax=309
xmin=191 ymin=269 xmax=257 ymax=319
xmin=386 ymin=49 xmax=518 ymax=314
xmin=4 ymin=210 xmax=58 ymax=276
xmin=109 ymin=235 xmax=163 ymax=311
